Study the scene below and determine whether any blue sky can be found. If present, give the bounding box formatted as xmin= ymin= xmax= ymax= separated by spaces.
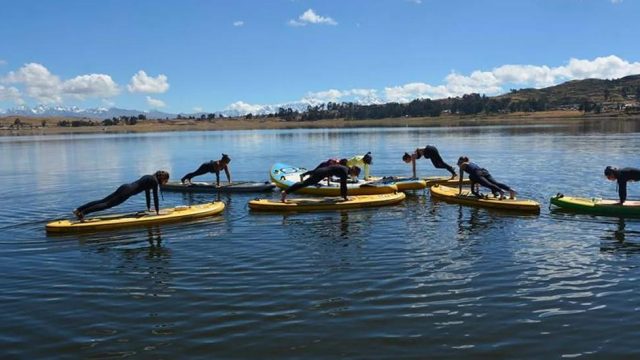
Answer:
xmin=1 ymin=0 xmax=639 ymax=114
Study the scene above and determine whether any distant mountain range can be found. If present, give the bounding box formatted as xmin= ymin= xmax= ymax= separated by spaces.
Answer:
xmin=0 ymin=102 xmax=310 ymax=119
xmin=2 ymin=75 xmax=639 ymax=119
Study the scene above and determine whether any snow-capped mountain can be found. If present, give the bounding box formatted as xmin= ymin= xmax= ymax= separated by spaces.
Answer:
xmin=1 ymin=103 xmax=311 ymax=119
xmin=2 ymin=105 xmax=177 ymax=119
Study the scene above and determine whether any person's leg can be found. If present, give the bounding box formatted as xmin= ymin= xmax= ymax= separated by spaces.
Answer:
xmin=474 ymin=175 xmax=504 ymax=198
xmin=429 ymin=153 xmax=456 ymax=176
xmin=76 ymin=185 xmax=131 ymax=216
xmin=282 ymin=174 xmax=324 ymax=201
xmin=181 ymin=163 xmax=211 ymax=183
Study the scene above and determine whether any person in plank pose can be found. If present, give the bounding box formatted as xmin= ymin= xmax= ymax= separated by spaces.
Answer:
xmin=403 ymin=145 xmax=456 ymax=179
xmin=281 ymin=165 xmax=361 ymax=203
xmin=181 ymin=153 xmax=231 ymax=186
xmin=604 ymin=166 xmax=640 ymax=204
xmin=73 ymin=170 xmax=170 ymax=221
xmin=457 ymin=156 xmax=515 ymax=200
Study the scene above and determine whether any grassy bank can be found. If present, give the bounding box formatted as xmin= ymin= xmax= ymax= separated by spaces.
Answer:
xmin=2 ymin=110 xmax=639 ymax=136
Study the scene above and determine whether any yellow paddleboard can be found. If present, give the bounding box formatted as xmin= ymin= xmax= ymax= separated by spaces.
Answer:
xmin=249 ymin=192 xmax=406 ymax=212
xmin=46 ymin=202 xmax=225 ymax=233
xmin=270 ymin=163 xmax=398 ymax=196
xmin=430 ymin=184 xmax=540 ymax=213
xmin=424 ymin=175 xmax=472 ymax=187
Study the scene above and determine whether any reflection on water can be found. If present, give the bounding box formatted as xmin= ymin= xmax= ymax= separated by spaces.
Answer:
xmin=2 ymin=120 xmax=640 ymax=358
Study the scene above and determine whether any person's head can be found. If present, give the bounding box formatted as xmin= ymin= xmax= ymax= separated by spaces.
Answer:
xmin=457 ymin=156 xmax=469 ymax=166
xmin=154 ymin=170 xmax=170 ymax=185
xmin=363 ymin=152 xmax=372 ymax=165
xmin=604 ymin=166 xmax=617 ymax=180
xmin=348 ymin=166 xmax=361 ymax=178
xmin=339 ymin=158 xmax=348 ymax=166
xmin=221 ymin=153 xmax=231 ymax=164
xmin=402 ymin=152 xmax=412 ymax=163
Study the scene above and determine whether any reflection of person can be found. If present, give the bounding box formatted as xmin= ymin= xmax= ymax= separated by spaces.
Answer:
xmin=281 ymin=165 xmax=361 ymax=202
xmin=403 ymin=145 xmax=456 ymax=179
xmin=340 ymin=152 xmax=372 ymax=180
xmin=181 ymin=153 xmax=231 ymax=186
xmin=457 ymin=156 xmax=515 ymax=200
xmin=73 ymin=171 xmax=170 ymax=221
xmin=604 ymin=166 xmax=640 ymax=204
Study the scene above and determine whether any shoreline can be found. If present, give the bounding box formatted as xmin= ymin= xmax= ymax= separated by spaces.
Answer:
xmin=2 ymin=110 xmax=640 ymax=136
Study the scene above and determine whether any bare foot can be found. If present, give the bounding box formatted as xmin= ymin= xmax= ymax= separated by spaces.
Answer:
xmin=73 ymin=209 xmax=84 ymax=222
xmin=509 ymin=190 xmax=517 ymax=200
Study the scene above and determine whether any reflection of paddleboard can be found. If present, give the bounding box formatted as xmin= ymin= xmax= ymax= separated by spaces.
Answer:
xmin=248 ymin=193 xmax=406 ymax=212
xmin=162 ymin=180 xmax=275 ymax=193
xmin=46 ymin=202 xmax=225 ymax=233
xmin=367 ymin=176 xmax=427 ymax=191
xmin=550 ymin=194 xmax=640 ymax=217
xmin=270 ymin=163 xmax=397 ymax=196
xmin=430 ymin=184 xmax=540 ymax=213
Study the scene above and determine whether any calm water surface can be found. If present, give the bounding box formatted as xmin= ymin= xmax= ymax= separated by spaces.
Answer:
xmin=2 ymin=120 xmax=640 ymax=358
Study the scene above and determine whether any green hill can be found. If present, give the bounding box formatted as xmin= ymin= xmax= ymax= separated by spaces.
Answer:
xmin=498 ymin=74 xmax=640 ymax=106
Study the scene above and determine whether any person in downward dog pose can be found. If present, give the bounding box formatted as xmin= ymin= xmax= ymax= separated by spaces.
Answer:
xmin=403 ymin=145 xmax=456 ymax=179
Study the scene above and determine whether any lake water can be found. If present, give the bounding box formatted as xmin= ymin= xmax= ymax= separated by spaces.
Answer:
xmin=2 ymin=119 xmax=640 ymax=358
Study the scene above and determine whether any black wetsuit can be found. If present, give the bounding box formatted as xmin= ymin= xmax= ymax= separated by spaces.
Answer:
xmin=181 ymin=160 xmax=230 ymax=185
xmin=422 ymin=145 xmax=456 ymax=176
xmin=462 ymin=162 xmax=512 ymax=197
xmin=613 ymin=167 xmax=640 ymax=203
xmin=77 ymin=175 xmax=159 ymax=215
xmin=285 ymin=165 xmax=349 ymax=199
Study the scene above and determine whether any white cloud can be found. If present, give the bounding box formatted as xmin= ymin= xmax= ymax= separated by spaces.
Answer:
xmin=146 ymin=96 xmax=166 ymax=108
xmin=289 ymin=9 xmax=337 ymax=26
xmin=226 ymin=101 xmax=266 ymax=114
xmin=128 ymin=70 xmax=169 ymax=93
xmin=611 ymin=0 xmax=623 ymax=4
xmin=384 ymin=55 xmax=640 ymax=102
xmin=0 ymin=85 xmax=24 ymax=105
xmin=4 ymin=63 xmax=63 ymax=103
xmin=102 ymin=98 xmax=116 ymax=107
xmin=193 ymin=106 xmax=203 ymax=112
xmin=0 ymin=60 xmax=7 ymax=66
xmin=2 ymin=63 xmax=122 ymax=104
xmin=407 ymin=0 xmax=422 ymax=4
xmin=61 ymin=74 xmax=119 ymax=99
xmin=303 ymin=88 xmax=381 ymax=104
xmin=233 ymin=20 xmax=244 ymax=27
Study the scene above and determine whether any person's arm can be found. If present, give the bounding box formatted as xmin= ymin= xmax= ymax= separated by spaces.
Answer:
xmin=300 ymin=170 xmax=312 ymax=181
xmin=152 ymin=186 xmax=160 ymax=214
xmin=145 ymin=188 xmax=151 ymax=211
xmin=364 ymin=163 xmax=370 ymax=180
xmin=618 ymin=178 xmax=627 ymax=204
xmin=412 ymin=156 xmax=417 ymax=178
xmin=224 ymin=165 xmax=231 ymax=184
xmin=215 ymin=170 xmax=221 ymax=186
xmin=340 ymin=176 xmax=348 ymax=200
xmin=458 ymin=166 xmax=464 ymax=194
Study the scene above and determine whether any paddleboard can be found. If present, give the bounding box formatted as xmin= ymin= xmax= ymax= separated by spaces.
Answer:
xmin=249 ymin=192 xmax=406 ymax=212
xmin=367 ymin=176 xmax=427 ymax=191
xmin=430 ymin=184 xmax=540 ymax=213
xmin=162 ymin=180 xmax=275 ymax=193
xmin=550 ymin=193 xmax=640 ymax=217
xmin=270 ymin=163 xmax=398 ymax=196
xmin=424 ymin=175 xmax=472 ymax=187
xmin=46 ymin=202 xmax=225 ymax=233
